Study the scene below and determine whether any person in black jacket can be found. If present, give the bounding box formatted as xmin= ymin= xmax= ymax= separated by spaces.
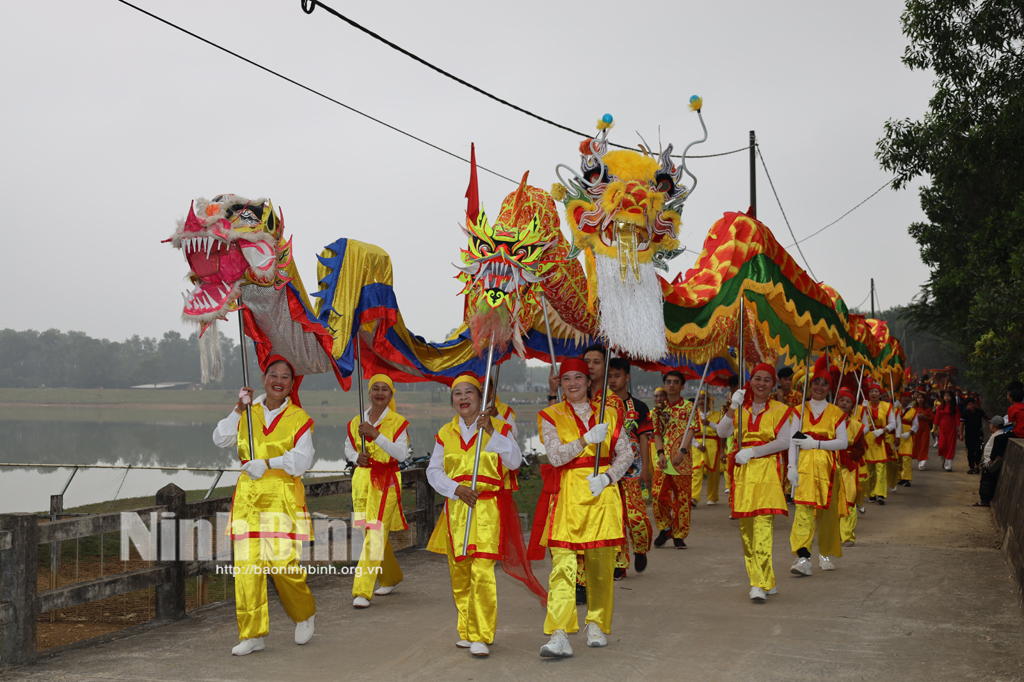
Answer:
xmin=976 ymin=417 xmax=1011 ymax=507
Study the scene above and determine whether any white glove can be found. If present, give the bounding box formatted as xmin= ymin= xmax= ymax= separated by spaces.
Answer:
xmin=587 ymin=472 xmax=611 ymax=497
xmin=734 ymin=448 xmax=754 ymax=466
xmin=583 ymin=423 xmax=609 ymax=445
xmin=796 ymin=438 xmax=819 ymax=451
xmin=872 ymin=429 xmax=884 ymax=438
xmin=900 ymin=432 xmax=911 ymax=440
xmin=730 ymin=389 xmax=746 ymax=410
xmin=242 ymin=459 xmax=268 ymax=480
xmin=788 ymin=465 xmax=800 ymax=489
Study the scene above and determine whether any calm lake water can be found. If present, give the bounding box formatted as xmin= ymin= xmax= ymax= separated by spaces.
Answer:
xmin=0 ymin=418 xmax=541 ymax=513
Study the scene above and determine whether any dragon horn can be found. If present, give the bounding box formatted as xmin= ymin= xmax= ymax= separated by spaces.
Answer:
xmin=465 ymin=143 xmax=480 ymax=226
xmin=511 ymin=171 xmax=530 ymax=225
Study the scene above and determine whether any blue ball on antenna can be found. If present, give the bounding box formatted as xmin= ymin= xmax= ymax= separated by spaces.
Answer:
xmin=601 ymin=113 xmax=613 ymax=124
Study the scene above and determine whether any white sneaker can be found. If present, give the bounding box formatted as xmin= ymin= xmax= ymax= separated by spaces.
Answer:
xmin=790 ymin=557 xmax=812 ymax=576
xmin=819 ymin=555 xmax=837 ymax=571
xmin=766 ymin=586 xmax=778 ymax=595
xmin=353 ymin=596 xmax=370 ymax=608
xmin=585 ymin=622 xmax=608 ymax=647
xmin=943 ymin=460 xmax=953 ymax=471
xmin=470 ymin=642 xmax=490 ymax=656
xmin=540 ymin=630 xmax=573 ymax=658
xmin=858 ymin=506 xmax=866 ymax=514
xmin=231 ymin=637 xmax=265 ymax=656
xmin=707 ymin=500 xmax=716 ymax=506
xmin=294 ymin=615 xmax=314 ymax=645
xmin=750 ymin=586 xmax=767 ymax=602
xmin=374 ymin=583 xmax=399 ymax=596
xmin=918 ymin=460 xmax=926 ymax=470
xmin=889 ymin=487 xmax=897 ymax=493
xmin=456 ymin=640 xmax=471 ymax=648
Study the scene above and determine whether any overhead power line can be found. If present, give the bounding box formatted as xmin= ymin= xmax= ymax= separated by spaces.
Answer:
xmin=298 ymin=0 xmax=746 ymax=160
xmin=756 ymin=145 xmax=817 ymax=281
xmin=115 ymin=0 xmax=518 ymax=183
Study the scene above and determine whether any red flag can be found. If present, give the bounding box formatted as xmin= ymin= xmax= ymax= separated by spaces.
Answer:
xmin=465 ymin=143 xmax=480 ymax=225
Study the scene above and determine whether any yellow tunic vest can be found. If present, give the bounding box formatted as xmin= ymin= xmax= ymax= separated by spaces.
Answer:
xmin=897 ymin=407 xmax=917 ymax=456
xmin=793 ymin=402 xmax=847 ymax=509
xmin=692 ymin=408 xmax=724 ymax=472
xmin=347 ymin=410 xmax=410 ymax=532
xmin=860 ymin=402 xmax=893 ymax=464
xmin=426 ymin=416 xmax=514 ymax=560
xmin=536 ymin=400 xmax=625 ymax=550
xmin=729 ymin=400 xmax=793 ymax=518
xmin=232 ymin=401 xmax=313 ymax=540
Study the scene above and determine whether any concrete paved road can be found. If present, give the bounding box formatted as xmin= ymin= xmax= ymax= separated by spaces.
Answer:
xmin=4 ymin=450 xmax=1022 ymax=681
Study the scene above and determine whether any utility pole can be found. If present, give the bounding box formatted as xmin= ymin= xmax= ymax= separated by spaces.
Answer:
xmin=870 ymin=278 xmax=875 ymax=318
xmin=749 ymin=131 xmax=757 ymax=218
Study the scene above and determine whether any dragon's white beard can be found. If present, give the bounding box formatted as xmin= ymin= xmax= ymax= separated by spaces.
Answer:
xmin=594 ymin=256 xmax=667 ymax=361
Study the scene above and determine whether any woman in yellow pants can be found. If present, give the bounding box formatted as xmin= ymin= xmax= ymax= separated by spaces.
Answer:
xmin=530 ymin=357 xmax=632 ymax=658
xmin=213 ymin=355 xmax=316 ymax=656
xmin=345 ymin=373 xmax=410 ymax=608
xmin=426 ymin=374 xmax=543 ymax=657
xmin=716 ymin=363 xmax=795 ymax=602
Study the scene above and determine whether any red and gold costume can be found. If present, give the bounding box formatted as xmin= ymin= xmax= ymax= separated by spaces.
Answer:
xmin=427 ymin=375 xmax=544 ymax=646
xmin=789 ymin=359 xmax=847 ymax=561
xmin=652 ymin=397 xmax=694 ymax=541
xmin=719 ymin=363 xmax=794 ymax=592
xmin=529 ymin=359 xmax=631 ymax=636
xmin=346 ymin=374 xmax=410 ymax=602
xmin=615 ymin=395 xmax=653 ymax=571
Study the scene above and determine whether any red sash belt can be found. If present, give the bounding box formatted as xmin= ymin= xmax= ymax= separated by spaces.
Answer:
xmin=360 ymin=458 xmax=408 ymax=531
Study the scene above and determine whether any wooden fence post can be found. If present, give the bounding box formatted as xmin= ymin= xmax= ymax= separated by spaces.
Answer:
xmin=1 ymin=513 xmax=39 ymax=666
xmin=154 ymin=484 xmax=186 ymax=622
xmin=413 ymin=470 xmax=435 ymax=548
xmin=49 ymin=495 xmax=62 ymax=623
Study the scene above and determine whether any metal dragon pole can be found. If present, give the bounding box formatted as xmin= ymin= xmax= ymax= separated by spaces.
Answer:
xmin=236 ymin=297 xmax=255 ymax=462
xmin=539 ymin=292 xmax=561 ymax=400
xmin=682 ymin=361 xmax=712 ymax=449
xmin=354 ymin=326 xmax=367 ymax=453
xmin=737 ymin=295 xmax=745 ymax=446
xmin=461 ymin=340 xmax=497 ymax=557
xmin=593 ymin=345 xmax=614 ymax=477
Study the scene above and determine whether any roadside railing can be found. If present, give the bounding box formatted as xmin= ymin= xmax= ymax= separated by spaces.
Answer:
xmin=0 ymin=468 xmax=441 ymax=667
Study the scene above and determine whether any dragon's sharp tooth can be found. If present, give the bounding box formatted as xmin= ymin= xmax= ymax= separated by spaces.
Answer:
xmin=206 ymin=237 xmax=214 ymax=258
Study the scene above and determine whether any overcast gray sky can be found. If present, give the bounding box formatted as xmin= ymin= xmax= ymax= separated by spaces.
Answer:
xmin=1 ymin=0 xmax=935 ymax=346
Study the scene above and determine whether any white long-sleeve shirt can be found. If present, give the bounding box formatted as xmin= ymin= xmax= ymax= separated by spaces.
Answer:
xmin=861 ymin=401 xmax=897 ymax=433
xmin=212 ymin=395 xmax=314 ymax=476
xmin=342 ymin=407 xmax=410 ymax=464
xmin=540 ymin=401 xmax=633 ymax=484
xmin=427 ymin=416 xmax=522 ymax=500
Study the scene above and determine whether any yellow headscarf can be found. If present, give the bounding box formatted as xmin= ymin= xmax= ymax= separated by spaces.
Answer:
xmin=367 ymin=373 xmax=397 ymax=412
xmin=451 ymin=373 xmax=482 ymax=392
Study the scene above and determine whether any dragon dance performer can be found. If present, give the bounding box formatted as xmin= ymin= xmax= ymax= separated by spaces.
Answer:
xmin=691 ymin=390 xmax=724 ymax=506
xmin=716 ymin=363 xmax=794 ymax=602
xmin=652 ymin=370 xmax=694 ymax=549
xmin=859 ymin=382 xmax=896 ymax=504
xmin=607 ymin=357 xmax=653 ymax=578
xmin=775 ymin=367 xmax=802 ymax=407
xmin=789 ymin=358 xmax=848 ymax=576
xmin=913 ymin=389 xmax=934 ymax=471
xmin=425 ymin=374 xmax=543 ymax=657
xmin=529 ymin=358 xmax=631 ymax=658
xmin=835 ymin=387 xmax=867 ymax=546
xmin=344 ymin=374 xmax=410 ymax=608
xmin=212 ymin=355 xmax=316 ymax=656
xmin=896 ymin=392 xmax=920 ymax=487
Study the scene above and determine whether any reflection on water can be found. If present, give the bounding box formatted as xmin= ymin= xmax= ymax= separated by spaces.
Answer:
xmin=0 ymin=418 xmax=539 ymax=513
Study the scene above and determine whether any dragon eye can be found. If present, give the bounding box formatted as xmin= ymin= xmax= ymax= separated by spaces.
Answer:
xmin=655 ymin=173 xmax=674 ymax=194
xmin=478 ymin=243 xmax=490 ymax=254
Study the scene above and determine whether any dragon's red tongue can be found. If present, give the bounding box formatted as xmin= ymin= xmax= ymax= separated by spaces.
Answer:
xmin=190 ymin=243 xmax=248 ymax=283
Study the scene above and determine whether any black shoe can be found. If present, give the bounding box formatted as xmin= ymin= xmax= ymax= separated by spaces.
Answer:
xmin=877 ymin=497 xmax=886 ymax=505
xmin=634 ymin=552 xmax=648 ymax=574
xmin=575 ymin=583 xmax=587 ymax=605
xmin=673 ymin=538 xmax=687 ymax=549
xmin=904 ymin=481 xmax=911 ymax=487
xmin=897 ymin=480 xmax=907 ymax=487
xmin=653 ymin=529 xmax=670 ymax=548
xmin=968 ymin=468 xmax=978 ymax=475
xmin=614 ymin=568 xmax=626 ymax=581
xmin=785 ymin=494 xmax=794 ymax=505
xmin=869 ymin=495 xmax=878 ymax=502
